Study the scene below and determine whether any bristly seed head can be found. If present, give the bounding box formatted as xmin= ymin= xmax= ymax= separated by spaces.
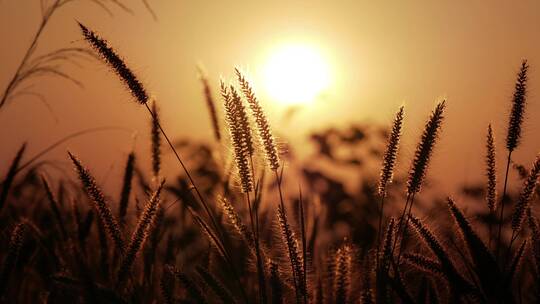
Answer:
xmin=78 ymin=22 xmax=149 ymax=105
xmin=511 ymin=154 xmax=540 ymax=233
xmin=378 ymin=106 xmax=404 ymax=197
xmin=235 ymin=68 xmax=280 ymax=171
xmin=221 ymin=81 xmax=254 ymax=193
xmin=150 ymin=100 xmax=161 ymax=180
xmin=486 ymin=124 xmax=497 ymax=212
xmin=506 ymin=60 xmax=529 ymax=152
xmin=68 ymin=151 xmax=125 ymax=252
xmin=407 ymin=101 xmax=446 ymax=196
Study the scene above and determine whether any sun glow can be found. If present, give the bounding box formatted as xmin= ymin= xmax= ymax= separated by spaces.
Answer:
xmin=263 ymin=44 xmax=331 ymax=105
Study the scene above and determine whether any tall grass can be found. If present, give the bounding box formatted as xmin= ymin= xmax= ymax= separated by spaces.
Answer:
xmin=0 ymin=22 xmax=538 ymax=304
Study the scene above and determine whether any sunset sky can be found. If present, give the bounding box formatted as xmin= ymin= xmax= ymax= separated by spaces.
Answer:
xmin=1 ymin=0 xmax=539 ymax=195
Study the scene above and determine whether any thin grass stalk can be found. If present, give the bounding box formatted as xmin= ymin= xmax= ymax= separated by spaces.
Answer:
xmin=0 ymin=0 xmax=60 ymax=108
xmin=397 ymin=192 xmax=417 ymax=262
xmin=144 ymin=103 xmax=222 ymax=237
xmin=496 ymin=151 xmax=513 ymax=261
xmin=247 ymin=192 xmax=267 ymax=304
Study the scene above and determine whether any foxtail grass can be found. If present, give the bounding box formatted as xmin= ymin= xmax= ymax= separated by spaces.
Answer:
xmin=277 ymin=204 xmax=305 ymax=304
xmin=221 ymin=82 xmax=254 ymax=193
xmin=68 ymin=151 xmax=125 ymax=252
xmin=79 ymin=23 xmax=223 ymax=253
xmin=78 ymin=22 xmax=148 ymax=105
xmin=406 ymin=101 xmax=446 ymax=196
xmin=219 ymin=196 xmax=255 ymax=249
xmin=150 ymin=100 xmax=161 ymax=181
xmin=235 ymin=68 xmax=279 ymax=170
xmin=402 ymin=253 xmax=444 ymax=277
xmin=510 ymin=154 xmax=540 ymax=246
xmin=486 ymin=124 xmax=497 ymax=247
xmin=333 ymin=244 xmax=352 ymax=304
xmin=117 ymin=180 xmax=165 ymax=287
xmin=447 ymin=198 xmax=500 ymax=299
xmin=486 ymin=124 xmax=497 ymax=213
xmin=395 ymin=101 xmax=445 ymax=259
xmin=376 ymin=106 xmax=404 ymax=268
xmin=408 ymin=215 xmax=478 ymax=296
xmin=497 ymin=60 xmax=530 ymax=260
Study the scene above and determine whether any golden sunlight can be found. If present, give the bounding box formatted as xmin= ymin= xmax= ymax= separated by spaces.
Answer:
xmin=262 ymin=44 xmax=331 ymax=105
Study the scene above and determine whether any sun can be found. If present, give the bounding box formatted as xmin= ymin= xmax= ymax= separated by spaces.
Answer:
xmin=262 ymin=44 xmax=331 ymax=105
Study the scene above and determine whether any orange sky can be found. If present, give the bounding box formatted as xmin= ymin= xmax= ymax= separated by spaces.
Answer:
xmin=1 ymin=0 xmax=539 ymax=196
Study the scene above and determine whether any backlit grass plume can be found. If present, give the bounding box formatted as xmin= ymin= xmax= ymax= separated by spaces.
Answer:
xmin=333 ymin=244 xmax=352 ymax=304
xmin=447 ymin=197 xmax=500 ymax=299
xmin=277 ymin=204 xmax=304 ymax=303
xmin=378 ymin=106 xmax=404 ymax=197
xmin=68 ymin=151 xmax=125 ymax=252
xmin=511 ymin=154 xmax=540 ymax=234
xmin=403 ymin=253 xmax=444 ymax=277
xmin=78 ymin=22 xmax=149 ymax=104
xmin=407 ymin=101 xmax=446 ymax=195
xmin=219 ymin=196 xmax=255 ymax=249
xmin=235 ymin=68 xmax=280 ymax=170
xmin=117 ymin=180 xmax=164 ymax=287
xmin=408 ymin=215 xmax=477 ymax=296
xmin=486 ymin=124 xmax=497 ymax=212
xmin=506 ymin=60 xmax=529 ymax=152
xmin=221 ymin=81 xmax=253 ymax=193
